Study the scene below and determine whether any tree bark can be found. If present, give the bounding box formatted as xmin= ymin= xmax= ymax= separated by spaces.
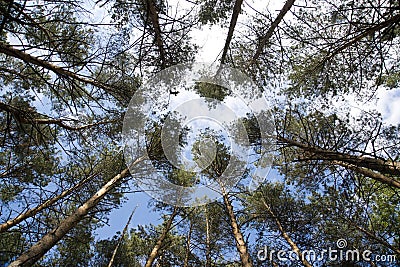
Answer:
xmin=318 ymin=13 xmax=400 ymax=68
xmin=205 ymin=206 xmax=212 ymax=267
xmin=183 ymin=219 xmax=193 ymax=267
xmin=332 ymin=160 xmax=400 ymax=189
xmin=250 ymin=0 xmax=296 ymax=64
xmin=223 ymin=193 xmax=253 ymax=267
xmin=8 ymin=156 xmax=143 ymax=267
xmin=220 ymin=0 xmax=244 ymax=64
xmin=0 ymin=43 xmax=114 ymax=93
xmin=144 ymin=206 xmax=178 ymax=267
xmin=352 ymin=223 xmax=400 ymax=255
xmin=0 ymin=101 xmax=116 ymax=131
xmin=262 ymin=200 xmax=312 ymax=267
xmin=0 ymin=173 xmax=96 ymax=233
xmin=339 ymin=214 xmax=400 ymax=255
xmin=278 ymin=136 xmax=400 ymax=188
xmin=144 ymin=0 xmax=166 ymax=68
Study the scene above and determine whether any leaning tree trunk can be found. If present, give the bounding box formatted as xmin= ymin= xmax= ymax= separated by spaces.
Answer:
xmin=8 ymin=157 xmax=143 ymax=267
xmin=277 ymin=136 xmax=400 ymax=188
xmin=205 ymin=206 xmax=212 ymax=267
xmin=223 ymin=193 xmax=253 ymax=267
xmin=144 ymin=206 xmax=178 ymax=267
xmin=107 ymin=205 xmax=138 ymax=267
xmin=0 ymin=172 xmax=96 ymax=233
xmin=262 ymin=200 xmax=312 ymax=267
xmin=183 ymin=219 xmax=193 ymax=267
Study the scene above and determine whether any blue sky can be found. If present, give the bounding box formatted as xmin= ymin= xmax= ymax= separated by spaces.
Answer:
xmin=89 ymin=0 xmax=400 ymax=240
xmin=95 ymin=192 xmax=160 ymax=239
xmin=4 ymin=0 xmax=399 ymax=243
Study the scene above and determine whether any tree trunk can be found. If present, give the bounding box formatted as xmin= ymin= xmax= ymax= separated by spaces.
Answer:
xmin=262 ymin=200 xmax=312 ymax=267
xmin=144 ymin=206 xmax=178 ymax=267
xmin=144 ymin=0 xmax=166 ymax=68
xmin=0 ymin=172 xmax=96 ymax=233
xmin=107 ymin=205 xmax=138 ymax=267
xmin=332 ymin=160 xmax=400 ymax=189
xmin=250 ymin=0 xmax=296 ymax=63
xmin=220 ymin=0 xmax=244 ymax=64
xmin=0 ymin=43 xmax=113 ymax=93
xmin=0 ymin=101 xmax=116 ymax=131
xmin=278 ymin=136 xmax=400 ymax=188
xmin=351 ymin=222 xmax=400 ymax=255
xmin=223 ymin=193 xmax=253 ymax=267
xmin=205 ymin=206 xmax=212 ymax=267
xmin=8 ymin=157 xmax=143 ymax=267
xmin=330 ymin=209 xmax=400 ymax=255
xmin=183 ymin=219 xmax=193 ymax=267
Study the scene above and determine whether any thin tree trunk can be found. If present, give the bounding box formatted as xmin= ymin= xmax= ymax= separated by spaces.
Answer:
xmin=205 ymin=206 xmax=212 ymax=267
xmin=341 ymin=215 xmax=400 ymax=255
xmin=0 ymin=43 xmax=114 ymax=93
xmin=183 ymin=219 xmax=193 ymax=267
xmin=222 ymin=193 xmax=253 ymax=267
xmin=278 ymin=136 xmax=400 ymax=176
xmin=332 ymin=160 xmax=400 ymax=189
xmin=220 ymin=0 xmax=244 ymax=64
xmin=144 ymin=0 xmax=166 ymax=68
xmin=0 ymin=173 xmax=96 ymax=233
xmin=144 ymin=206 xmax=178 ymax=267
xmin=107 ymin=205 xmax=138 ymax=267
xmin=0 ymin=101 xmax=117 ymax=131
xmin=250 ymin=0 xmax=296 ymax=64
xmin=262 ymin=200 xmax=312 ymax=267
xmin=8 ymin=156 xmax=144 ymax=267
xmin=353 ymin=223 xmax=400 ymax=255
xmin=278 ymin=136 xmax=400 ymax=188
xmin=318 ymin=13 xmax=400 ymax=68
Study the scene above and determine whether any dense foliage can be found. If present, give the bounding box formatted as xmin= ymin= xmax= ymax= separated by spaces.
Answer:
xmin=0 ymin=0 xmax=399 ymax=266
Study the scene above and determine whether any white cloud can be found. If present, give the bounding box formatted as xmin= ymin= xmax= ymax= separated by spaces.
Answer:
xmin=377 ymin=88 xmax=400 ymax=125
xmin=190 ymin=25 xmax=227 ymax=62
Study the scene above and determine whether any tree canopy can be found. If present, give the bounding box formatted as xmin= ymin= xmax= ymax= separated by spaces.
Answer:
xmin=0 ymin=0 xmax=399 ymax=266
